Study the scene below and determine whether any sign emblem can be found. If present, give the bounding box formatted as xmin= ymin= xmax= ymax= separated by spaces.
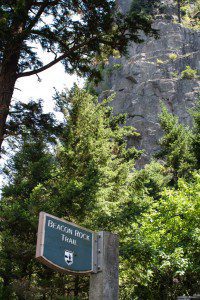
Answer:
xmin=65 ymin=250 xmax=73 ymax=265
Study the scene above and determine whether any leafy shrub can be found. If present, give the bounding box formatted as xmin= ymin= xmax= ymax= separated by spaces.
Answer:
xmin=113 ymin=63 xmax=122 ymax=70
xmin=181 ymin=2 xmax=200 ymax=30
xmin=171 ymin=71 xmax=179 ymax=78
xmin=112 ymin=49 xmax=121 ymax=59
xmin=157 ymin=58 xmax=165 ymax=64
xmin=169 ymin=53 xmax=178 ymax=60
xmin=181 ymin=66 xmax=198 ymax=79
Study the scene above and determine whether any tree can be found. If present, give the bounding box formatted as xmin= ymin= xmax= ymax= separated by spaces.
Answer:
xmin=121 ymin=173 xmax=200 ymax=299
xmin=116 ymin=101 xmax=200 ymax=299
xmin=42 ymin=87 xmax=141 ymax=228
xmin=175 ymin=0 xmax=199 ymax=24
xmin=156 ymin=105 xmax=196 ymax=182
xmin=0 ymin=0 xmax=158 ymax=152
xmin=191 ymin=98 xmax=200 ymax=169
xmin=1 ymin=88 xmax=200 ymax=299
xmin=131 ymin=0 xmax=160 ymax=14
xmin=0 ymin=100 xmax=63 ymax=299
xmin=0 ymin=88 xmax=141 ymax=298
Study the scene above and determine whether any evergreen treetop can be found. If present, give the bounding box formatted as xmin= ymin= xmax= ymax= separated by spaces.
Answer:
xmin=0 ymin=0 xmax=158 ymax=151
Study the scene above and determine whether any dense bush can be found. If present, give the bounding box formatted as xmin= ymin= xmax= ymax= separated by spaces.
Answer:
xmin=181 ymin=66 xmax=198 ymax=79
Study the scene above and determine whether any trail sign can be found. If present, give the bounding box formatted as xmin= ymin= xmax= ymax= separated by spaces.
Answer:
xmin=36 ymin=212 xmax=97 ymax=274
xmin=36 ymin=212 xmax=119 ymax=299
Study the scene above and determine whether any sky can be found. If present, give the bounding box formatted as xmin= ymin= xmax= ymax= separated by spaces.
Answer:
xmin=14 ymin=51 xmax=84 ymax=113
xmin=0 ymin=14 xmax=85 ymax=192
xmin=0 ymin=49 xmax=84 ymax=191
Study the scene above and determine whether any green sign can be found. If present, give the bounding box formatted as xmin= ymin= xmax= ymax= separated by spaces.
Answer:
xmin=36 ymin=212 xmax=97 ymax=274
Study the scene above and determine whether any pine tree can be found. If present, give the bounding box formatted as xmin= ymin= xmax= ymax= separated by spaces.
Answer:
xmin=191 ymin=99 xmax=200 ymax=169
xmin=0 ymin=100 xmax=65 ymax=299
xmin=0 ymin=88 xmax=141 ymax=298
xmin=0 ymin=0 xmax=158 ymax=151
xmin=44 ymin=87 xmax=142 ymax=228
xmin=156 ymin=104 xmax=196 ymax=182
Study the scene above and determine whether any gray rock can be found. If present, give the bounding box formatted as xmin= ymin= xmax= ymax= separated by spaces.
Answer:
xmin=99 ymin=2 xmax=200 ymax=166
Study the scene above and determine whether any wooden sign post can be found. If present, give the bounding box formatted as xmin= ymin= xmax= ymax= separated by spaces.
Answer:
xmin=36 ymin=212 xmax=119 ymax=299
xmin=89 ymin=231 xmax=119 ymax=300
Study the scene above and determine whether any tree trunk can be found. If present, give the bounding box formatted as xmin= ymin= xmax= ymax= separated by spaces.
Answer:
xmin=74 ymin=275 xmax=79 ymax=297
xmin=177 ymin=0 xmax=181 ymax=23
xmin=0 ymin=46 xmax=20 ymax=152
xmin=2 ymin=276 xmax=12 ymax=300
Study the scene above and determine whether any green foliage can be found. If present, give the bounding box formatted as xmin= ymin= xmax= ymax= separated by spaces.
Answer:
xmin=169 ymin=0 xmax=200 ymax=28
xmin=181 ymin=66 xmax=198 ymax=79
xmin=0 ymin=0 xmax=159 ymax=152
xmin=0 ymin=101 xmax=65 ymax=299
xmin=117 ymin=100 xmax=199 ymax=298
xmin=171 ymin=71 xmax=179 ymax=78
xmin=181 ymin=0 xmax=200 ymax=29
xmin=168 ymin=53 xmax=178 ymax=60
xmin=120 ymin=173 xmax=200 ymax=299
xmin=1 ymin=90 xmax=200 ymax=299
xmin=0 ymin=88 xmax=140 ymax=298
xmin=4 ymin=100 xmax=63 ymax=153
xmin=191 ymin=98 xmax=200 ymax=168
xmin=113 ymin=63 xmax=122 ymax=70
xmin=131 ymin=0 xmax=160 ymax=15
xmin=131 ymin=161 xmax=173 ymax=199
xmin=157 ymin=58 xmax=165 ymax=64
xmin=156 ymin=104 xmax=196 ymax=180
xmin=47 ymin=88 xmax=141 ymax=229
xmin=0 ymin=0 xmax=158 ymax=78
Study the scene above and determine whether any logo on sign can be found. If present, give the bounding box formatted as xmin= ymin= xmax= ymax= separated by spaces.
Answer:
xmin=65 ymin=250 xmax=73 ymax=265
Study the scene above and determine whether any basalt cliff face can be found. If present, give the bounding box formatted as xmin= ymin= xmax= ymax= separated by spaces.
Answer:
xmin=98 ymin=0 xmax=200 ymax=166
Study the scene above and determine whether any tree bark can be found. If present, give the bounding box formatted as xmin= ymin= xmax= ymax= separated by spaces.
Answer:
xmin=177 ymin=0 xmax=181 ymax=23
xmin=74 ymin=275 xmax=79 ymax=297
xmin=0 ymin=46 xmax=21 ymax=152
xmin=2 ymin=276 xmax=12 ymax=300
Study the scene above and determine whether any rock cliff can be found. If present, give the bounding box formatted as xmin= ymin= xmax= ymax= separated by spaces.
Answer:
xmin=98 ymin=0 xmax=200 ymax=165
